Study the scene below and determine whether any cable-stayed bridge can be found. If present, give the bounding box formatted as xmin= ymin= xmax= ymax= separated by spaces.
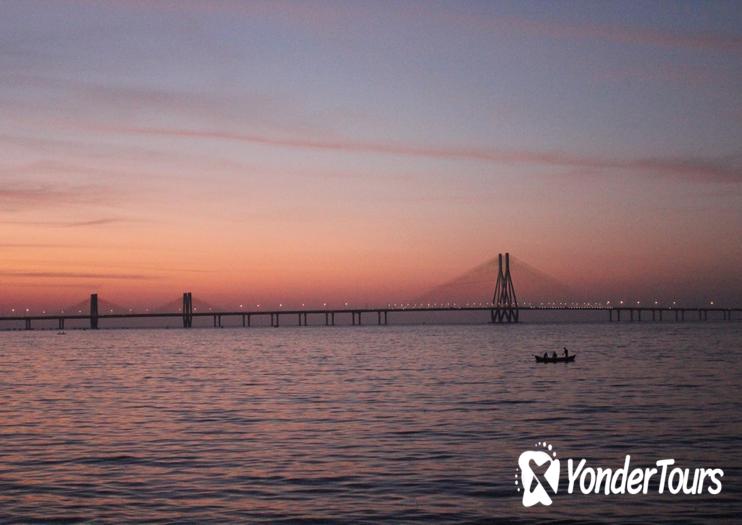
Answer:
xmin=1 ymin=254 xmax=739 ymax=330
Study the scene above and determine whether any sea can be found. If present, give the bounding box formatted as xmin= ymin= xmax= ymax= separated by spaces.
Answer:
xmin=0 ymin=322 xmax=740 ymax=523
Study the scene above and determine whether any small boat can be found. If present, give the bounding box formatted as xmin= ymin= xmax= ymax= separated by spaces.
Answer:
xmin=535 ymin=354 xmax=575 ymax=363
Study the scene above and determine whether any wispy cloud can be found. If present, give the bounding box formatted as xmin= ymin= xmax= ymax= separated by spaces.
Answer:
xmin=0 ymin=242 xmax=82 ymax=248
xmin=0 ymin=270 xmax=155 ymax=280
xmin=106 ymin=125 xmax=742 ymax=183
xmin=93 ymin=2 xmax=742 ymax=53
xmin=0 ymin=217 xmax=133 ymax=228
xmin=487 ymin=14 xmax=742 ymax=53
xmin=0 ymin=178 xmax=120 ymax=212
xmin=64 ymin=218 xmax=126 ymax=227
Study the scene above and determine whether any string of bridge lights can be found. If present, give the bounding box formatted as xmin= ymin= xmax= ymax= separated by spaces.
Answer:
xmin=0 ymin=298 xmax=719 ymax=316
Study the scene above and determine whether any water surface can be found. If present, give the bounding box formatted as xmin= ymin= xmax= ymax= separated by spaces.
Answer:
xmin=0 ymin=323 xmax=740 ymax=523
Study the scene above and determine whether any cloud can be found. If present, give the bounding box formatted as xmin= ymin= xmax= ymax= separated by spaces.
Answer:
xmin=0 ymin=73 xmax=322 ymax=138
xmin=106 ymin=125 xmax=742 ymax=183
xmin=0 ymin=271 xmax=154 ymax=280
xmin=0 ymin=185 xmax=81 ymax=210
xmin=487 ymin=15 xmax=742 ymax=53
xmin=64 ymin=218 xmax=126 ymax=227
xmin=0 ymin=178 xmax=121 ymax=213
xmin=74 ymin=2 xmax=742 ymax=53
xmin=2 ymin=281 xmax=100 ymax=288
xmin=0 ymin=217 xmax=132 ymax=228
xmin=0 ymin=242 xmax=81 ymax=248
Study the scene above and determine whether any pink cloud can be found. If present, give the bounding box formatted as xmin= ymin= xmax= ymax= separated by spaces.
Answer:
xmin=0 ymin=270 xmax=154 ymax=280
xmin=103 ymin=124 xmax=742 ymax=183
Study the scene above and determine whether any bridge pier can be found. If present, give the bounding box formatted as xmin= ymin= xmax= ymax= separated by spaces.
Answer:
xmin=617 ymin=309 xmax=621 ymax=322
xmin=25 ymin=318 xmax=31 ymax=330
xmin=58 ymin=318 xmax=64 ymax=330
xmin=384 ymin=311 xmax=388 ymax=325
xmin=90 ymin=293 xmax=99 ymax=329
xmin=630 ymin=309 xmax=634 ymax=322
xmin=182 ymin=292 xmax=193 ymax=328
xmin=331 ymin=312 xmax=335 ymax=326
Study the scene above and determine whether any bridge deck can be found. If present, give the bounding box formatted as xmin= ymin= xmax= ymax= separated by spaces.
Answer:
xmin=0 ymin=305 xmax=739 ymax=326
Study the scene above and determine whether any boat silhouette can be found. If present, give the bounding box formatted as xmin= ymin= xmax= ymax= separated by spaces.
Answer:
xmin=535 ymin=354 xmax=575 ymax=363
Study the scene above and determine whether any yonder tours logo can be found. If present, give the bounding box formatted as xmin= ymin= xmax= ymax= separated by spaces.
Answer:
xmin=515 ymin=442 xmax=724 ymax=507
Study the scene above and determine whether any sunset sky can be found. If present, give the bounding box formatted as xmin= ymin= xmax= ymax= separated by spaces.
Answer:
xmin=1 ymin=0 xmax=741 ymax=311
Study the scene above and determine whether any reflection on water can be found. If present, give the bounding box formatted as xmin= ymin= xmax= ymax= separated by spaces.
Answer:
xmin=0 ymin=323 xmax=740 ymax=523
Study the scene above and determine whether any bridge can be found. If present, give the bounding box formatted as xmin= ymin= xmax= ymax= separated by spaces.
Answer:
xmin=1 ymin=254 xmax=739 ymax=330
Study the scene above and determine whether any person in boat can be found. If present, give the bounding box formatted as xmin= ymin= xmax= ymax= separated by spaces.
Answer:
xmin=563 ymin=347 xmax=569 ymax=357
xmin=552 ymin=351 xmax=557 ymax=359
xmin=543 ymin=352 xmax=548 ymax=360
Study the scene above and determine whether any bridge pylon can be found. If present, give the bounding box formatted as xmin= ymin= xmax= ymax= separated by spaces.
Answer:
xmin=182 ymin=292 xmax=193 ymax=328
xmin=90 ymin=293 xmax=99 ymax=329
xmin=491 ymin=253 xmax=519 ymax=323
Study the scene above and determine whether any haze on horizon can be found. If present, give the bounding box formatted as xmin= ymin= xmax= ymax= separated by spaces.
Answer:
xmin=1 ymin=0 xmax=741 ymax=312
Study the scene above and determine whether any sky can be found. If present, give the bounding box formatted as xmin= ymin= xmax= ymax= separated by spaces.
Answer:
xmin=1 ymin=0 xmax=741 ymax=312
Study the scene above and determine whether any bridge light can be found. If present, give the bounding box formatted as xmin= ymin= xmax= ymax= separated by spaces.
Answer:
xmin=710 ymin=301 xmax=714 ymax=305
